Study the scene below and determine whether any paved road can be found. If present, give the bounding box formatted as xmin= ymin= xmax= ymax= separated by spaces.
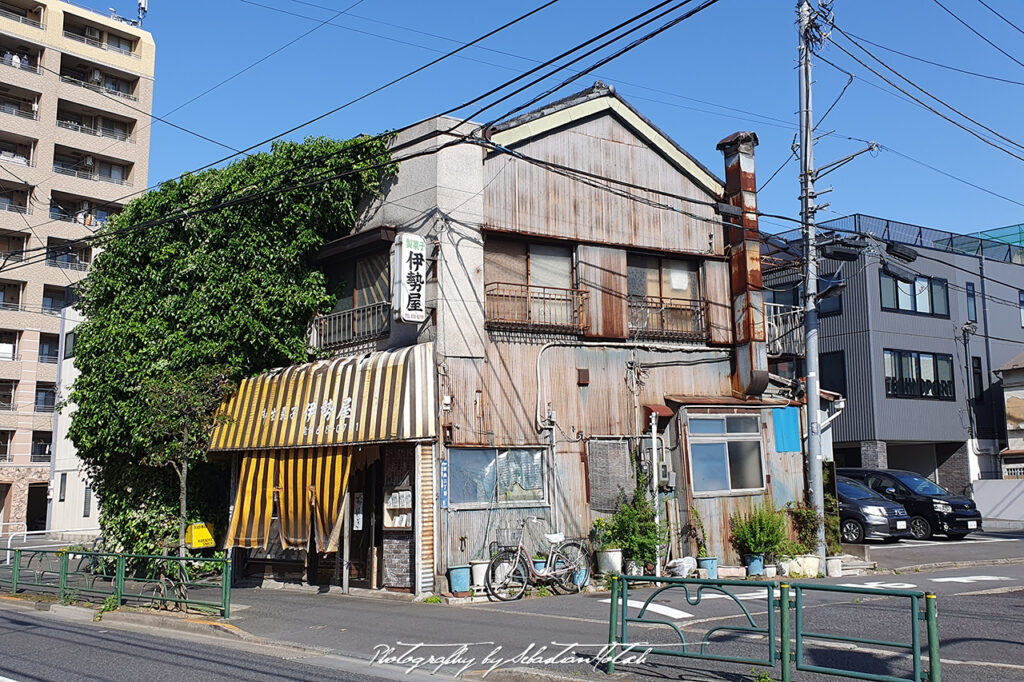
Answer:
xmin=865 ymin=530 xmax=1024 ymax=570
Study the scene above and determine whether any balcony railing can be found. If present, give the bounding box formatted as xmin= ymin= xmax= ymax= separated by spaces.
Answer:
xmin=0 ymin=101 xmax=37 ymax=120
xmin=46 ymin=257 xmax=90 ymax=272
xmin=0 ymin=300 xmax=22 ymax=311
xmin=38 ymin=353 xmax=59 ymax=364
xmin=0 ymin=202 xmax=28 ymax=215
xmin=53 ymin=163 xmax=132 ymax=187
xmin=0 ymin=54 xmax=39 ymax=74
xmin=0 ymin=351 xmax=18 ymax=361
xmin=0 ymin=152 xmax=32 ymax=166
xmin=30 ymin=445 xmax=50 ymax=462
xmin=0 ymin=250 xmax=23 ymax=261
xmin=60 ymin=74 xmax=138 ymax=102
xmin=34 ymin=401 xmax=55 ymax=413
xmin=484 ymin=282 xmax=588 ymax=333
xmin=63 ymin=30 xmax=139 ymax=59
xmin=0 ymin=399 xmax=15 ymax=411
xmin=766 ymin=302 xmax=805 ymax=358
xmin=57 ymin=118 xmax=135 ymax=143
xmin=309 ymin=302 xmax=390 ymax=351
xmin=628 ymin=295 xmax=708 ymax=340
xmin=0 ymin=6 xmax=42 ymax=28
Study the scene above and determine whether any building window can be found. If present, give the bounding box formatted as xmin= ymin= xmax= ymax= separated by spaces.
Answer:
xmin=64 ymin=331 xmax=76 ymax=359
xmin=0 ymin=380 xmax=15 ymax=410
xmin=38 ymin=334 xmax=59 ymax=363
xmin=0 ymin=329 xmax=17 ymax=361
xmin=34 ymin=382 xmax=55 ymax=412
xmin=883 ymin=349 xmax=955 ymax=400
xmin=483 ymin=237 xmax=583 ymax=332
xmin=879 ymin=272 xmax=948 ymax=317
xmin=627 ymin=253 xmax=704 ymax=337
xmin=447 ymin=447 xmax=546 ymax=507
xmin=820 ymin=351 xmax=847 ymax=397
xmin=972 ymin=357 xmax=984 ymax=405
xmin=0 ymin=430 xmax=11 ymax=462
xmin=817 ymin=273 xmax=843 ymax=315
xmin=30 ymin=431 xmax=51 ymax=462
xmin=1019 ymin=291 xmax=1024 ymax=328
xmin=966 ymin=282 xmax=977 ymax=323
xmin=42 ymin=285 xmax=66 ymax=313
xmin=59 ymin=473 xmax=67 ymax=502
xmin=687 ymin=415 xmax=765 ymax=495
xmin=83 ymin=486 xmax=91 ymax=517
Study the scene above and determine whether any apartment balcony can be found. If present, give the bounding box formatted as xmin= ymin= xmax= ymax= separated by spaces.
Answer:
xmin=766 ymin=302 xmax=805 ymax=358
xmin=52 ymin=162 xmax=132 ymax=187
xmin=0 ymin=100 xmax=37 ymax=121
xmin=37 ymin=352 xmax=58 ymax=364
xmin=46 ymin=256 xmax=89 ymax=272
xmin=59 ymin=74 xmax=138 ymax=102
xmin=29 ymin=445 xmax=50 ymax=462
xmin=309 ymin=302 xmax=390 ymax=351
xmin=0 ymin=54 xmax=38 ymax=75
xmin=484 ymin=282 xmax=588 ymax=333
xmin=0 ymin=202 xmax=28 ymax=216
xmin=57 ymin=119 xmax=134 ymax=144
xmin=0 ymin=5 xmax=42 ymax=29
xmin=63 ymin=30 xmax=140 ymax=59
xmin=628 ymin=295 xmax=708 ymax=340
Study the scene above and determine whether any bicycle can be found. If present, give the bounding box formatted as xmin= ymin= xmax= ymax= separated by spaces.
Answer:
xmin=485 ymin=517 xmax=592 ymax=601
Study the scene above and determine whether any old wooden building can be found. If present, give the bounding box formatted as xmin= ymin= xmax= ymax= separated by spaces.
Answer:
xmin=212 ymin=83 xmax=810 ymax=593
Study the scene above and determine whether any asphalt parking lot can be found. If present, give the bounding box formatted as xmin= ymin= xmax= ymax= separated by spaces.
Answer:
xmin=864 ymin=530 xmax=1024 ymax=570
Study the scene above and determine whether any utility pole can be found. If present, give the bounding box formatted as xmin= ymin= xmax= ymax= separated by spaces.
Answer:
xmin=798 ymin=0 xmax=827 ymax=564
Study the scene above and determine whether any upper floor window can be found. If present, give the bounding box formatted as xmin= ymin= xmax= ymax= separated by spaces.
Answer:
xmin=966 ymin=282 xmax=977 ymax=323
xmin=483 ymin=237 xmax=584 ymax=332
xmin=883 ymin=349 xmax=955 ymax=400
xmin=972 ymin=357 xmax=984 ymax=405
xmin=312 ymin=251 xmax=391 ymax=352
xmin=880 ymin=271 xmax=948 ymax=317
xmin=627 ymin=254 xmax=705 ymax=338
xmin=1019 ymin=290 xmax=1024 ymax=328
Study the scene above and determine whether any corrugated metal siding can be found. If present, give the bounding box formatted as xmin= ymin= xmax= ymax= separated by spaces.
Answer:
xmin=419 ymin=445 xmax=435 ymax=592
xmin=578 ymin=244 xmax=628 ymax=339
xmin=483 ymin=114 xmax=722 ymax=255
xmin=483 ymin=236 xmax=527 ymax=284
xmin=704 ymin=260 xmax=733 ymax=344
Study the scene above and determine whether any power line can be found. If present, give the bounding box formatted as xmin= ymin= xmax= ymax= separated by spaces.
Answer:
xmin=975 ymin=0 xmax=1024 ymax=37
xmin=931 ymin=0 xmax=1024 ymax=70
xmin=878 ymin=144 xmax=1024 ymax=210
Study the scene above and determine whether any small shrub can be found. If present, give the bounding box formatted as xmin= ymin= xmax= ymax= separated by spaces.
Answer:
xmin=750 ymin=667 xmax=774 ymax=682
xmin=609 ymin=474 xmax=668 ymax=567
xmin=60 ymin=589 xmax=80 ymax=606
xmin=591 ymin=518 xmax=618 ymax=551
xmin=687 ymin=506 xmax=712 ymax=557
xmin=535 ymin=585 xmax=552 ymax=598
xmin=423 ymin=595 xmax=443 ymax=604
xmin=731 ymin=502 xmax=787 ymax=557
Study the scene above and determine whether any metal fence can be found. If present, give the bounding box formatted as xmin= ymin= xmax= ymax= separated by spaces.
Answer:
xmin=0 ymin=548 xmax=231 ymax=617
xmin=628 ymin=295 xmax=708 ymax=340
xmin=606 ymin=575 xmax=940 ymax=681
xmin=310 ymin=302 xmax=390 ymax=350
xmin=484 ymin=282 xmax=588 ymax=333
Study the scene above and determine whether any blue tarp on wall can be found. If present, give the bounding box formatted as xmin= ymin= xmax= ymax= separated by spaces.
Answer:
xmin=773 ymin=406 xmax=802 ymax=453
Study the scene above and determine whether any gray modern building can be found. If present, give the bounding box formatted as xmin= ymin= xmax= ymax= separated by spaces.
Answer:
xmin=766 ymin=214 xmax=1024 ymax=495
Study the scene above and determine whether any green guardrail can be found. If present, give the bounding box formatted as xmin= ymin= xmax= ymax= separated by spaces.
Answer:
xmin=0 ymin=549 xmax=231 ymax=618
xmin=606 ymin=574 xmax=940 ymax=682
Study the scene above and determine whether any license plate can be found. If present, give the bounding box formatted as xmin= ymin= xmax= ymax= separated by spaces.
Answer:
xmin=968 ymin=521 xmax=978 ymax=529
xmin=896 ymin=521 xmax=907 ymax=530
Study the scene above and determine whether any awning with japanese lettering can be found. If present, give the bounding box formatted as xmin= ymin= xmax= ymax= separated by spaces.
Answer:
xmin=210 ymin=343 xmax=436 ymax=451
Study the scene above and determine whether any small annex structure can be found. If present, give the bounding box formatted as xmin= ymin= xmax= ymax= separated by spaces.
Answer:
xmin=212 ymin=82 xmax=818 ymax=593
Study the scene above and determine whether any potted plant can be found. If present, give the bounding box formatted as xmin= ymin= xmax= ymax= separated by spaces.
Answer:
xmin=608 ymin=475 xmax=669 ymax=576
xmin=785 ymin=502 xmax=824 ymax=577
xmin=730 ymin=502 xmax=787 ymax=577
xmin=591 ymin=518 xmax=622 ymax=575
xmin=689 ymin=506 xmax=718 ymax=579
xmin=532 ymin=554 xmax=548 ymax=572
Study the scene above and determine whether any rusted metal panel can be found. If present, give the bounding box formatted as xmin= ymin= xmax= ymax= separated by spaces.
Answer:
xmin=482 ymin=235 xmax=527 ymax=285
xmin=703 ymin=259 xmax=733 ymax=345
xmin=483 ymin=114 xmax=722 ymax=255
xmin=578 ymin=244 xmax=628 ymax=339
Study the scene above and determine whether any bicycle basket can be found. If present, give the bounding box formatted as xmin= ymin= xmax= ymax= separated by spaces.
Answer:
xmin=495 ymin=527 xmax=519 ymax=548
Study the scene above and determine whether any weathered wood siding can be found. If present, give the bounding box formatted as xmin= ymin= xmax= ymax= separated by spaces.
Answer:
xmin=578 ymin=244 xmax=628 ymax=339
xmin=483 ymin=114 xmax=723 ymax=256
xmin=703 ymin=259 xmax=734 ymax=345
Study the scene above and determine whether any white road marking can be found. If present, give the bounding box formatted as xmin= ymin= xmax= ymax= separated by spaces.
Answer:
xmin=599 ymin=598 xmax=692 ymax=620
xmin=875 ymin=537 xmax=1016 ymax=549
xmin=838 ymin=581 xmax=918 ymax=590
xmin=930 ymin=575 xmax=1014 ymax=584
xmin=699 ymin=589 xmax=769 ymax=601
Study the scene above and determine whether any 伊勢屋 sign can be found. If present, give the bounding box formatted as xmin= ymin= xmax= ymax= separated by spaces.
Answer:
xmin=392 ymin=233 xmax=427 ymax=324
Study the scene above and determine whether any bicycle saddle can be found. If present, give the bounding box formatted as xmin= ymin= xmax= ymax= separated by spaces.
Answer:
xmin=544 ymin=532 xmax=565 ymax=544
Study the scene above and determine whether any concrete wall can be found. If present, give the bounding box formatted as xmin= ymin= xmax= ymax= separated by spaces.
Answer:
xmin=974 ymin=479 xmax=1024 ymax=521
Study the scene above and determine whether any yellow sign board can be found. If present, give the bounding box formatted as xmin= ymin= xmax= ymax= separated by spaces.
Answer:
xmin=185 ymin=522 xmax=215 ymax=549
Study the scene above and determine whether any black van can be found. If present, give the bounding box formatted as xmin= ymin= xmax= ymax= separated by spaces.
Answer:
xmin=837 ymin=476 xmax=912 ymax=543
xmin=837 ymin=468 xmax=983 ymax=540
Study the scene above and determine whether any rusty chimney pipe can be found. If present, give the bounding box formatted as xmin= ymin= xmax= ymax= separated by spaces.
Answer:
xmin=716 ymin=131 xmax=768 ymax=396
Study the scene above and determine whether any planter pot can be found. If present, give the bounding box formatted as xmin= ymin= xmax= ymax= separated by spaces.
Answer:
xmin=764 ymin=564 xmax=777 ymax=579
xmin=743 ymin=554 xmax=765 ymax=577
xmin=448 ymin=565 xmax=471 ymax=594
xmin=795 ymin=554 xmax=821 ymax=577
xmin=470 ymin=560 xmax=489 ymax=588
xmin=596 ymin=549 xmax=623 ymax=575
xmin=533 ymin=559 xmax=547 ymax=572
xmin=697 ymin=556 xmax=719 ymax=579
xmin=826 ymin=557 xmax=843 ymax=578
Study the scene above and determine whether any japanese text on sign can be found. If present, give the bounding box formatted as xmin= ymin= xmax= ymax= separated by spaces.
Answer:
xmin=393 ymin=233 xmax=428 ymax=324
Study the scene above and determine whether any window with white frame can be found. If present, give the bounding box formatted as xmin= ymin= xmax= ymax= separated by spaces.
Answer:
xmin=687 ymin=415 xmax=766 ymax=494
xmin=448 ymin=447 xmax=546 ymax=506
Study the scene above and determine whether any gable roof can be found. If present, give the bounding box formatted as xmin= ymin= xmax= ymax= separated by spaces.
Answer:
xmin=487 ymin=81 xmax=725 ymax=198
xmin=998 ymin=350 xmax=1024 ymax=373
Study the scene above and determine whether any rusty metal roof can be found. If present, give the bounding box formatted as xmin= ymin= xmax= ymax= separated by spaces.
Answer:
xmin=665 ymin=395 xmax=798 ymax=407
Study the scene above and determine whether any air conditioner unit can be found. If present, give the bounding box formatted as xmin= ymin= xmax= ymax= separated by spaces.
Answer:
xmin=89 ymin=68 xmax=102 ymax=83
xmin=83 ymin=156 xmax=94 ymax=166
xmin=85 ymin=26 xmax=101 ymax=40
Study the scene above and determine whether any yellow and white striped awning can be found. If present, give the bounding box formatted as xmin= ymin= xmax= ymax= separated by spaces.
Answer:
xmin=210 ymin=343 xmax=436 ymax=451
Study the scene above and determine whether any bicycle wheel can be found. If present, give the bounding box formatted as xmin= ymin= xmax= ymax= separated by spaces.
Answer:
xmin=485 ymin=550 xmax=529 ymax=601
xmin=552 ymin=541 xmax=591 ymax=594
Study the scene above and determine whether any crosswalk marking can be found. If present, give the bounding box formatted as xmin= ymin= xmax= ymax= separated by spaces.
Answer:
xmin=839 ymin=581 xmax=918 ymax=590
xmin=930 ymin=575 xmax=1014 ymax=584
xmin=599 ymin=598 xmax=692 ymax=620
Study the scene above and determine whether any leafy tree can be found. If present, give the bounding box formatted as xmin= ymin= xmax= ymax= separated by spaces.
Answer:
xmin=68 ymin=135 xmax=395 ymax=555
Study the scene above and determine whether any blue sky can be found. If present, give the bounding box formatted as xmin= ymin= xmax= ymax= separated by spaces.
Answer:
xmin=121 ymin=0 xmax=1023 ymax=235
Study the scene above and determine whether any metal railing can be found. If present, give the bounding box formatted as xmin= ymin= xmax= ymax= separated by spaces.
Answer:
xmin=0 ymin=400 xmax=15 ymax=411
xmin=4 ymin=528 xmax=101 ymax=563
xmin=57 ymin=119 xmax=135 ymax=143
xmin=310 ymin=301 xmax=390 ymax=351
xmin=0 ymin=249 xmax=23 ymax=261
xmin=0 ymin=548 xmax=231 ymax=617
xmin=46 ymin=257 xmax=90 ymax=271
xmin=0 ymin=351 xmax=20 ymax=361
xmin=30 ymin=447 xmax=51 ymax=461
xmin=62 ymin=30 xmax=139 ymax=58
xmin=606 ymin=575 xmax=940 ymax=681
xmin=0 ymin=55 xmax=39 ymax=74
xmin=0 ymin=202 xmax=28 ymax=215
xmin=0 ymin=101 xmax=37 ymax=120
xmin=628 ymin=295 xmax=708 ymax=340
xmin=38 ymin=353 xmax=58 ymax=364
xmin=0 ymin=153 xmax=32 ymax=167
xmin=59 ymin=74 xmax=138 ymax=102
xmin=766 ymin=302 xmax=805 ymax=357
xmin=484 ymin=282 xmax=588 ymax=333
xmin=52 ymin=163 xmax=132 ymax=187
xmin=0 ymin=299 xmax=23 ymax=310
xmin=0 ymin=7 xmax=42 ymax=28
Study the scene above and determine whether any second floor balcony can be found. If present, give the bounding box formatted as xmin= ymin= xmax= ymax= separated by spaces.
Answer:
xmin=766 ymin=302 xmax=805 ymax=358
xmin=628 ymin=295 xmax=709 ymax=340
xmin=484 ymin=282 xmax=588 ymax=334
xmin=309 ymin=302 xmax=390 ymax=351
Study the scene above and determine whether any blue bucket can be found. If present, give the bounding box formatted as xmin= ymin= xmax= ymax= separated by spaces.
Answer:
xmin=697 ymin=556 xmax=718 ymax=579
xmin=744 ymin=554 xmax=765 ymax=576
xmin=448 ymin=565 xmax=471 ymax=593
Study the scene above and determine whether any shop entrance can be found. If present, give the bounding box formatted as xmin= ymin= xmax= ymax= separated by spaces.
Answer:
xmin=26 ymin=483 xmax=47 ymax=531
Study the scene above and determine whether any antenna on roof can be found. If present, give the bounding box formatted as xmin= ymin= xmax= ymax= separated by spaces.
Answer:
xmin=138 ymin=0 xmax=147 ymax=25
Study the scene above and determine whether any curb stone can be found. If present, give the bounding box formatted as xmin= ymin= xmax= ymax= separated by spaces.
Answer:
xmin=883 ymin=557 xmax=1024 ymax=574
